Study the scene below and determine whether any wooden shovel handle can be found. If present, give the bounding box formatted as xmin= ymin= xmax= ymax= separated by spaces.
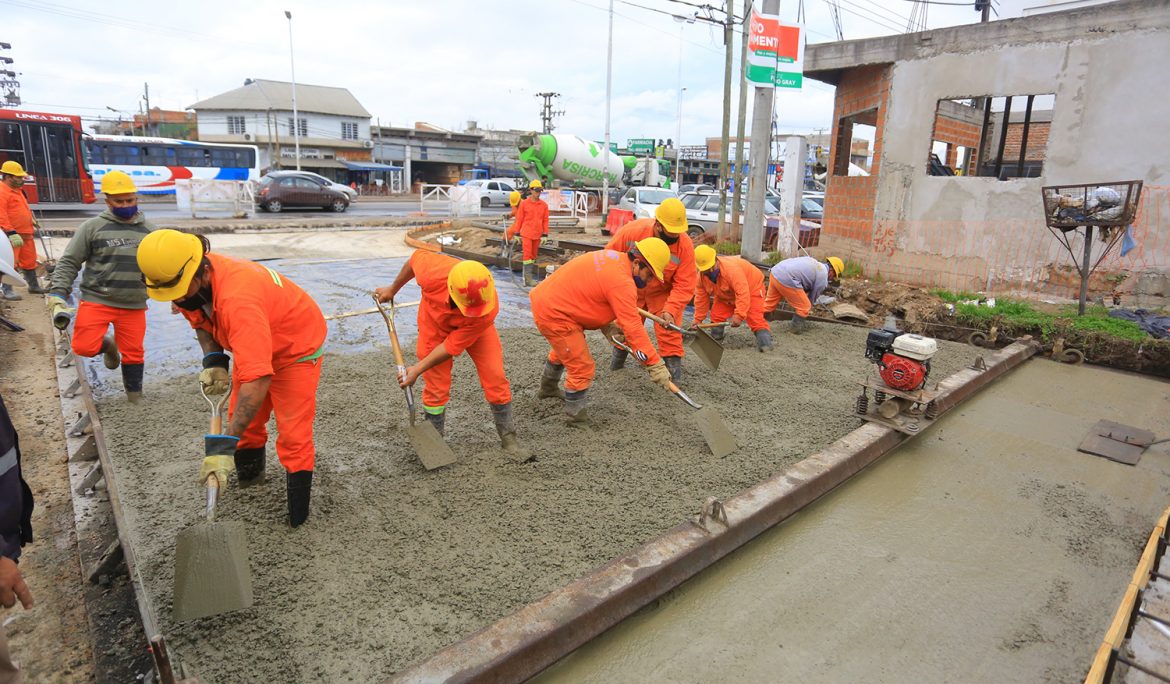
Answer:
xmin=210 ymin=415 xmax=222 ymax=434
xmin=373 ymin=295 xmax=408 ymax=368
xmin=637 ymin=307 xmax=670 ymax=327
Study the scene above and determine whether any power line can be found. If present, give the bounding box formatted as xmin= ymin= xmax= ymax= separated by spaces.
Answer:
xmin=833 ymin=0 xmax=907 ymax=34
xmin=898 ymin=0 xmax=974 ymax=5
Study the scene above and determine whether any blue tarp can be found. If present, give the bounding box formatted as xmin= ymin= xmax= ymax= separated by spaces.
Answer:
xmin=341 ymin=161 xmax=403 ymax=171
xmin=1108 ymin=308 xmax=1170 ymax=339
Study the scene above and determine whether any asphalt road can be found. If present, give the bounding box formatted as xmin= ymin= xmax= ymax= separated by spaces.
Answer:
xmin=31 ymin=199 xmax=512 ymax=220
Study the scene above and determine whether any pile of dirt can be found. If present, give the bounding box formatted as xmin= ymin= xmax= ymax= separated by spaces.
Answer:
xmin=96 ymin=324 xmax=974 ymax=682
xmin=832 ymin=280 xmax=953 ymax=330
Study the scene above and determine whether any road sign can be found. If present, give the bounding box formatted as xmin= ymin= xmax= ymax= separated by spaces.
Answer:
xmin=746 ymin=8 xmax=804 ymax=89
xmin=627 ymin=138 xmax=655 ymax=154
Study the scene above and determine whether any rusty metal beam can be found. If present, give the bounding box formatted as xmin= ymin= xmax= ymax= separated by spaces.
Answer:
xmin=390 ymin=340 xmax=1038 ymax=684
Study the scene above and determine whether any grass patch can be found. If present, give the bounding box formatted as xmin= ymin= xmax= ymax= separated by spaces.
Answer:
xmin=841 ymin=258 xmax=865 ymax=279
xmin=930 ymin=288 xmax=983 ymax=303
xmin=764 ymin=250 xmax=784 ymax=265
xmin=712 ymin=241 xmax=740 ymax=256
xmin=948 ymin=296 xmax=1149 ymax=342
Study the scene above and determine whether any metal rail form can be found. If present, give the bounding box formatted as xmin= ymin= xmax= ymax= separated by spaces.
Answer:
xmin=390 ymin=340 xmax=1039 ymax=683
xmin=51 ymin=332 xmax=176 ymax=683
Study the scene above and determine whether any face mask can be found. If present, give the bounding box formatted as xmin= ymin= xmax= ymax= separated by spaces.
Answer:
xmin=175 ymin=284 xmax=211 ymax=311
xmin=633 ymin=274 xmax=647 ymax=289
xmin=705 ymin=268 xmax=719 ymax=283
xmin=658 ymin=230 xmax=680 ymax=245
xmin=111 ymin=204 xmax=139 ymax=220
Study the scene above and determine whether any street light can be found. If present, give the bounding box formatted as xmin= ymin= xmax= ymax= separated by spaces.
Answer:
xmin=284 ymin=9 xmax=301 ymax=171
xmin=106 ymin=105 xmax=140 ymax=136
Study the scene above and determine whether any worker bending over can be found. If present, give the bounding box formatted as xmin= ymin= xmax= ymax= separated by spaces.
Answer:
xmin=763 ymin=255 xmax=844 ymax=333
xmin=692 ymin=244 xmax=772 ymax=352
xmin=47 ymin=171 xmax=156 ymax=402
xmin=0 ymin=161 xmax=45 ymax=299
xmin=505 ymin=180 xmax=550 ymax=286
xmin=604 ymin=197 xmax=696 ymax=381
xmin=137 ymin=230 xmax=327 ymax=528
xmin=528 ymin=238 xmax=674 ymax=425
xmin=374 ymin=251 xmax=523 ymax=453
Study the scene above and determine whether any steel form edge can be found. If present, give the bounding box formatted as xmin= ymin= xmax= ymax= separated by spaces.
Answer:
xmin=390 ymin=340 xmax=1039 ymax=683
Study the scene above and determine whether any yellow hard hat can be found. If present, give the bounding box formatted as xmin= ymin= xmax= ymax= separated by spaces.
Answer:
xmin=529 ymin=179 xmax=543 ymax=190
xmin=827 ymin=256 xmax=845 ymax=279
xmin=101 ymin=170 xmax=137 ymax=196
xmin=136 ymin=229 xmax=205 ymax=302
xmin=509 ymin=190 xmax=521 ymax=206
xmin=447 ymin=259 xmax=496 ymax=317
xmin=654 ymin=197 xmax=687 ymax=234
xmin=694 ymin=244 xmax=717 ymax=272
xmin=0 ymin=161 xmax=26 ymax=177
xmin=633 ymin=237 xmax=670 ymax=282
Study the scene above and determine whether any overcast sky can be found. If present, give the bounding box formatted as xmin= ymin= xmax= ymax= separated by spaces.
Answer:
xmin=6 ymin=0 xmax=1049 ymax=144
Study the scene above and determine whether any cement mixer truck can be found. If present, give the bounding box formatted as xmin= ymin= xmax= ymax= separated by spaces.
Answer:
xmin=517 ymin=133 xmax=669 ymax=190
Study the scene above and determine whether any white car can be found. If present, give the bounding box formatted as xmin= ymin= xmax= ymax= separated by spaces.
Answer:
xmin=617 ymin=186 xmax=677 ymax=220
xmin=464 ymin=179 xmax=518 ymax=208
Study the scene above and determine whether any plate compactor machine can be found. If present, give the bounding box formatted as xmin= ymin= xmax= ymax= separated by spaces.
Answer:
xmin=855 ymin=326 xmax=941 ymax=433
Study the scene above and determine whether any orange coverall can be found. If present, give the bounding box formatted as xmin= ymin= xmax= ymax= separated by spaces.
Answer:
xmin=73 ymin=302 xmax=147 ymax=364
xmin=604 ymin=218 xmax=697 ymax=357
xmin=529 ymin=249 xmax=661 ymax=391
xmin=180 ymin=253 xmax=327 ymax=473
xmin=694 ymin=256 xmax=768 ymax=333
xmin=409 ymin=250 xmax=511 ymax=411
xmin=505 ymin=196 xmax=549 ymax=263
xmin=0 ymin=183 xmax=37 ymax=271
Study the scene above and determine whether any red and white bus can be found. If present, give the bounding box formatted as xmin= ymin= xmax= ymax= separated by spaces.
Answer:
xmin=0 ymin=109 xmax=95 ymax=204
xmin=86 ymin=135 xmax=260 ymax=196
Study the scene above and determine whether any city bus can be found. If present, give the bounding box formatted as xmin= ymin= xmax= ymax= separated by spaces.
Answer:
xmin=85 ymin=135 xmax=260 ymax=195
xmin=0 ymin=109 xmax=95 ymax=204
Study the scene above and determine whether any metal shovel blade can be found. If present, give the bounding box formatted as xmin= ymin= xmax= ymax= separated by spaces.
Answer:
xmin=172 ymin=520 xmax=253 ymax=621
xmin=686 ymin=328 xmax=724 ymax=372
xmin=408 ymin=421 xmax=459 ymax=470
xmin=694 ymin=405 xmax=737 ymax=458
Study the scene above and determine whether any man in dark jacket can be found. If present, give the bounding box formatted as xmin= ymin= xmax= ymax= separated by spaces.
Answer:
xmin=0 ymin=392 xmax=34 ymax=684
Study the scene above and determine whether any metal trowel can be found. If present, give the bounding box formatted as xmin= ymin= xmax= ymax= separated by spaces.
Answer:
xmin=373 ymin=295 xmax=458 ymax=470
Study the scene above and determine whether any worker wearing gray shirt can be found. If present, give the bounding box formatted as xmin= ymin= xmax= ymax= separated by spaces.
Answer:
xmin=763 ymin=255 xmax=844 ymax=333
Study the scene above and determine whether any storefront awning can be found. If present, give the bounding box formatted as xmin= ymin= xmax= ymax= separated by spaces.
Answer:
xmin=341 ymin=161 xmax=404 ymax=171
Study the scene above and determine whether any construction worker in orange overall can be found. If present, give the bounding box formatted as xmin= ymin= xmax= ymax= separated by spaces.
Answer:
xmin=604 ymin=196 xmax=696 ymax=381
xmin=505 ymin=179 xmax=549 ymax=286
xmin=763 ymin=255 xmax=844 ymax=334
xmin=136 ymin=229 xmax=327 ymax=528
xmin=692 ymin=244 xmax=773 ymax=352
xmin=47 ymin=171 xmax=156 ymax=402
xmin=374 ymin=251 xmax=523 ymax=454
xmin=529 ymin=238 xmax=675 ymax=424
xmin=0 ymin=161 xmax=46 ymax=299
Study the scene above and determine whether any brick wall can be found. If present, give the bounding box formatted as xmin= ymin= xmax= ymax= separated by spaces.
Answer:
xmin=822 ymin=64 xmax=891 ymax=247
xmin=931 ymin=113 xmax=982 ymax=169
xmin=1002 ymin=121 xmax=1050 ymax=161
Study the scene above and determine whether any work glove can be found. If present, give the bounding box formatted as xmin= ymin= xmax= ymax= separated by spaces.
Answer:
xmin=600 ymin=322 xmax=626 ymax=348
xmin=658 ymin=311 xmax=676 ymax=328
xmin=540 ymin=236 xmax=549 ymax=246
xmin=7 ymin=233 xmax=23 ymax=249
xmin=510 ymin=234 xmax=521 ymax=245
xmin=200 ymin=435 xmax=239 ymax=487
xmin=46 ymin=295 xmax=74 ymax=330
xmin=646 ymin=360 xmax=673 ymax=391
xmin=199 ymin=351 xmax=230 ymax=395
xmin=729 ymin=314 xmax=744 ymax=328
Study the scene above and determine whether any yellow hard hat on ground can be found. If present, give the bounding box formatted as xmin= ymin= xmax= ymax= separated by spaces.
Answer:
xmin=827 ymin=256 xmax=845 ymax=278
xmin=654 ymin=197 xmax=687 ymax=234
xmin=529 ymin=179 xmax=544 ymax=190
xmin=509 ymin=190 xmax=521 ymax=207
xmin=694 ymin=244 xmax=717 ymax=272
xmin=448 ymin=259 xmax=496 ymax=317
xmin=0 ymin=161 xmax=27 ymax=177
xmin=633 ymin=237 xmax=670 ymax=282
xmin=137 ymin=229 xmax=204 ymax=302
xmin=101 ymin=170 xmax=137 ymax=196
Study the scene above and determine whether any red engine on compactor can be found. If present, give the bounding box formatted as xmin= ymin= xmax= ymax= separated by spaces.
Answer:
xmin=864 ymin=329 xmax=938 ymax=392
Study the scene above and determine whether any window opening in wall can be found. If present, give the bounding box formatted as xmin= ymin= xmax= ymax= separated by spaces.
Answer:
xmin=341 ymin=122 xmax=359 ymax=140
xmin=227 ymin=115 xmax=246 ymax=135
xmin=931 ymin=94 xmax=1054 ymax=178
xmin=832 ymin=108 xmax=876 ymax=176
xmin=287 ymin=118 xmax=308 ymax=137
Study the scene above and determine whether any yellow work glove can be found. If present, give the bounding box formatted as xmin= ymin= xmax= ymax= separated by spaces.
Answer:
xmin=7 ymin=233 xmax=23 ymax=249
xmin=198 ymin=367 xmax=230 ymax=395
xmin=46 ymin=296 xmax=74 ymax=330
xmin=200 ymin=435 xmax=239 ymax=487
xmin=600 ymin=322 xmax=626 ymax=348
xmin=647 ymin=360 xmax=673 ymax=391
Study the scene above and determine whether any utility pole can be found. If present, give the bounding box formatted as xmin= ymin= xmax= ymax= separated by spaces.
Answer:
xmin=0 ymin=42 xmax=20 ymax=109
xmin=716 ymin=4 xmax=734 ymax=241
xmin=535 ymin=92 xmax=563 ymax=134
xmin=142 ymin=82 xmax=151 ymax=136
xmin=602 ymin=1 xmax=614 ymax=217
xmin=285 ymin=10 xmax=301 ymax=171
xmin=730 ymin=1 xmax=749 ymax=241
xmin=742 ymin=0 xmax=780 ymax=261
xmin=977 ymin=0 xmax=990 ymax=23
xmin=265 ymin=108 xmax=274 ymax=171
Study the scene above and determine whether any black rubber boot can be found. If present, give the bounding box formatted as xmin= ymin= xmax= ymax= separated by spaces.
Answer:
xmin=100 ymin=333 xmax=121 ymax=369
xmin=564 ymin=389 xmax=589 ymax=426
xmin=234 ymin=447 xmax=266 ymax=487
xmin=286 ymin=470 xmax=313 ymax=528
xmin=121 ymin=363 xmax=144 ymax=403
xmin=663 ymin=356 xmax=683 ymax=383
xmin=424 ymin=410 xmax=446 ymax=437
xmin=609 ymin=346 xmax=629 ymax=370
xmin=708 ymin=326 xmax=725 ymax=341
xmin=523 ymin=263 xmax=535 ymax=287
xmin=538 ymin=360 xmax=565 ymax=399
xmin=755 ymin=329 xmax=774 ymax=352
xmin=490 ymin=402 xmax=523 ymax=454
xmin=22 ymin=269 xmax=46 ymax=294
xmin=790 ymin=315 xmax=810 ymax=335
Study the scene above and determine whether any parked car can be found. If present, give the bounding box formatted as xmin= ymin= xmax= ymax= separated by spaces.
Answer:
xmin=680 ymin=191 xmax=783 ymax=238
xmin=267 ymin=170 xmax=357 ymax=200
xmin=801 ymin=196 xmax=824 ymax=222
xmin=257 ymin=174 xmax=350 ymax=213
xmin=617 ymin=186 xmax=677 ymax=220
xmin=463 ymin=179 xmax=518 ymax=207
xmin=678 ymin=183 xmax=715 ymax=194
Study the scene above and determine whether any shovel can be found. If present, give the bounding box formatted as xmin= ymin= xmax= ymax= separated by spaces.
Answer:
xmin=172 ymin=384 xmax=254 ymax=622
xmin=372 ymin=295 xmax=458 ymax=470
xmin=613 ymin=339 xmax=737 ymax=458
xmin=638 ymin=308 xmax=724 ymax=372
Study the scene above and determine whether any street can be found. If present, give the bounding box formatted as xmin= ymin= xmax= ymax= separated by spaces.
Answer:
xmin=31 ymin=198 xmax=513 ymax=221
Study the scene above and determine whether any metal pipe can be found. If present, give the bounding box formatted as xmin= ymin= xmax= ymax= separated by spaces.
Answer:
xmin=391 ymin=341 xmax=1038 ymax=683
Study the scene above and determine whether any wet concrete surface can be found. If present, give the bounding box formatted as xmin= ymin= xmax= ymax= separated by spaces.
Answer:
xmin=535 ymin=361 xmax=1170 ymax=684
